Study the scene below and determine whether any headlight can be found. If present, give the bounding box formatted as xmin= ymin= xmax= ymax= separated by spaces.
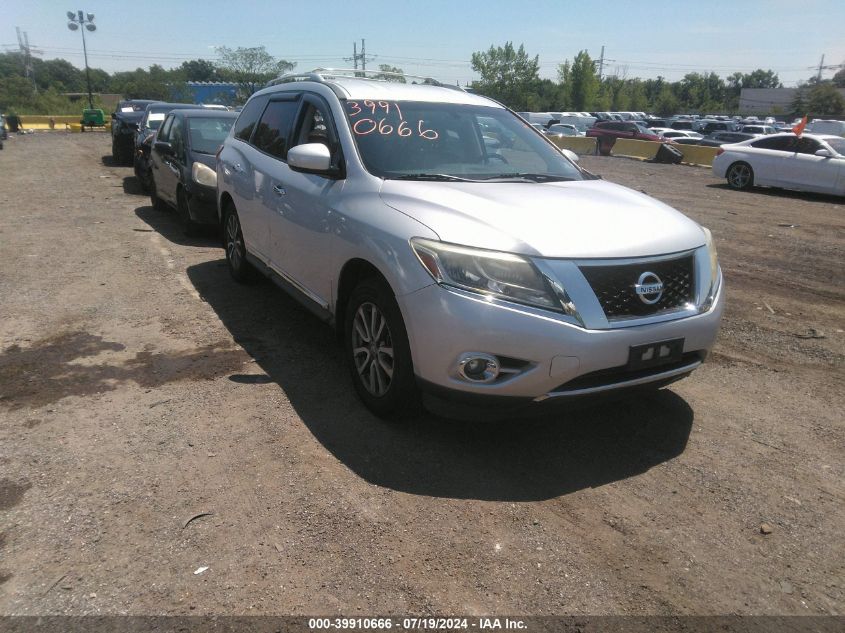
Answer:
xmin=410 ymin=237 xmax=572 ymax=314
xmin=192 ymin=162 xmax=217 ymax=188
xmin=701 ymin=227 xmax=721 ymax=307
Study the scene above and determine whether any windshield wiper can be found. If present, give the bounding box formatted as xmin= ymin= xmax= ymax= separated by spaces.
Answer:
xmin=389 ymin=173 xmax=478 ymax=182
xmin=479 ymin=173 xmax=576 ymax=183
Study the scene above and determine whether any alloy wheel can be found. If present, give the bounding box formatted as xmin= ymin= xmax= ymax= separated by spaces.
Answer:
xmin=728 ymin=164 xmax=751 ymax=189
xmin=351 ymin=302 xmax=395 ymax=397
xmin=226 ymin=212 xmax=243 ymax=269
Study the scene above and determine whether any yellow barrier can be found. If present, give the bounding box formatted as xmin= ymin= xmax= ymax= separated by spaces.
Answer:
xmin=18 ymin=115 xmax=111 ymax=130
xmin=676 ymin=144 xmax=720 ymax=167
xmin=610 ymin=138 xmax=661 ymax=160
xmin=549 ymin=136 xmax=598 ymax=155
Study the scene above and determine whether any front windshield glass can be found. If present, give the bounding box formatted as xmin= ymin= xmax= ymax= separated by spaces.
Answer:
xmin=146 ymin=112 xmax=167 ymax=130
xmin=345 ymin=100 xmax=583 ymax=181
xmin=188 ymin=117 xmax=234 ymax=154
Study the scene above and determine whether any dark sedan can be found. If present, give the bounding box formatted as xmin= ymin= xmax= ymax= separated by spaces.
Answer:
xmin=149 ymin=109 xmax=236 ymax=235
xmin=111 ymin=99 xmax=157 ymax=164
xmin=134 ymin=102 xmax=196 ymax=191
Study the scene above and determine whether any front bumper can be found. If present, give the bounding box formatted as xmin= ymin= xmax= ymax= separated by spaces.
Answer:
xmin=186 ymin=183 xmax=220 ymax=225
xmin=400 ymin=275 xmax=724 ymax=404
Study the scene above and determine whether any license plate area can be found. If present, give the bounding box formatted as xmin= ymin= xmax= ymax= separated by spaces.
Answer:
xmin=628 ymin=338 xmax=684 ymax=370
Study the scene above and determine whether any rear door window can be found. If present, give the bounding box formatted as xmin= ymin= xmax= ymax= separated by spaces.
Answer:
xmin=253 ymin=98 xmax=300 ymax=159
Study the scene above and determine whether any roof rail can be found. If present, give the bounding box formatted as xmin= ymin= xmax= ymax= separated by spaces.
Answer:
xmin=266 ymin=68 xmax=466 ymax=92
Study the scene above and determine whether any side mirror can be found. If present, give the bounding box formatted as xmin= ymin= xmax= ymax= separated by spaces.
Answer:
xmin=814 ymin=148 xmax=833 ymax=158
xmin=154 ymin=140 xmax=173 ymax=155
xmin=561 ymin=148 xmax=580 ymax=163
xmin=288 ymin=142 xmax=333 ymax=174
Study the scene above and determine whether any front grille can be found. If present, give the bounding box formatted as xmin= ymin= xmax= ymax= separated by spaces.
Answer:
xmin=579 ymin=254 xmax=694 ymax=319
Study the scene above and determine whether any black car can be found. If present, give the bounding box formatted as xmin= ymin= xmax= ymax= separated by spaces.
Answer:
xmin=134 ymin=102 xmax=196 ymax=191
xmin=149 ymin=109 xmax=236 ymax=235
xmin=111 ymin=99 xmax=157 ymax=164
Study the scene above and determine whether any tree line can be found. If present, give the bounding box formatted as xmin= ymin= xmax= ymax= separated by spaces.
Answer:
xmin=2 ymin=42 xmax=843 ymax=117
xmin=0 ymin=46 xmax=295 ymax=114
xmin=470 ymin=43 xmax=845 ymax=117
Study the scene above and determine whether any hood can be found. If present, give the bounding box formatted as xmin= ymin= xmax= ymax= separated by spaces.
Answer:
xmin=379 ymin=179 xmax=706 ymax=259
xmin=189 ymin=151 xmax=217 ymax=170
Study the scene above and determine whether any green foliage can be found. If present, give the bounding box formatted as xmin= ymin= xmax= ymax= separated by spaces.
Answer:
xmin=373 ymin=64 xmax=406 ymax=83
xmin=805 ymin=82 xmax=844 ymax=116
xmin=569 ymin=51 xmax=599 ymax=110
xmin=471 ymin=42 xmax=540 ymax=111
xmin=215 ymin=46 xmax=295 ymax=98
xmin=180 ymin=59 xmax=223 ymax=83
xmin=833 ymin=65 xmax=845 ymax=88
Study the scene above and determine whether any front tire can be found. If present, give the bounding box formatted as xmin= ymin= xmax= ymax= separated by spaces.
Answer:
xmin=344 ymin=278 xmax=421 ymax=418
xmin=726 ymin=162 xmax=754 ymax=191
xmin=223 ymin=205 xmax=255 ymax=283
xmin=177 ymin=188 xmax=198 ymax=237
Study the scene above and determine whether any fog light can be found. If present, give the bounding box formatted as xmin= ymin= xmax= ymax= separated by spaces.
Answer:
xmin=457 ymin=353 xmax=500 ymax=383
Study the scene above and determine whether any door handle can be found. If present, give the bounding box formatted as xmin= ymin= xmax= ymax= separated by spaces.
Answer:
xmin=273 ymin=184 xmax=286 ymax=196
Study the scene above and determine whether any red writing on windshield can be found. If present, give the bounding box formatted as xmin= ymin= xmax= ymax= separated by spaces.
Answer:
xmin=347 ymin=101 xmax=438 ymax=141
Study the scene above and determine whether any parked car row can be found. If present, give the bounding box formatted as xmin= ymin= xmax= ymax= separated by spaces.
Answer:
xmin=148 ymin=109 xmax=236 ymax=235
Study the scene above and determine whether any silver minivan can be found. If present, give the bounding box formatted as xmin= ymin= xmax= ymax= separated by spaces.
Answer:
xmin=217 ymin=70 xmax=723 ymax=418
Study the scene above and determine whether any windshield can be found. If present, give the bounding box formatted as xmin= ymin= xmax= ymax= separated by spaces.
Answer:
xmin=826 ymin=138 xmax=845 ymax=155
xmin=345 ymin=100 xmax=583 ymax=182
xmin=188 ymin=117 xmax=234 ymax=154
xmin=146 ymin=112 xmax=167 ymax=130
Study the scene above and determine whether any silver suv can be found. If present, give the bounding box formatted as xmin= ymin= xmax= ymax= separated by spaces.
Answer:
xmin=217 ymin=70 xmax=723 ymax=417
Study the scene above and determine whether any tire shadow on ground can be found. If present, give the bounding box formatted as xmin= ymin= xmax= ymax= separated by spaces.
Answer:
xmin=705 ymin=182 xmax=844 ymax=205
xmin=186 ymin=259 xmax=695 ymax=502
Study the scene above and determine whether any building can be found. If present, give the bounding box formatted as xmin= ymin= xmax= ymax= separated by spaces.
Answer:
xmin=740 ymin=87 xmax=845 ymax=115
xmin=181 ymin=82 xmax=239 ymax=106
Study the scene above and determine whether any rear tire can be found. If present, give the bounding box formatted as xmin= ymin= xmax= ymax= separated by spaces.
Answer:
xmin=726 ymin=162 xmax=754 ymax=191
xmin=149 ymin=181 xmax=167 ymax=211
xmin=344 ymin=277 xmax=421 ymax=419
xmin=223 ymin=205 xmax=256 ymax=283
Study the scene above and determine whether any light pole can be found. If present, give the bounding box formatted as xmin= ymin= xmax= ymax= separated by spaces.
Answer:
xmin=66 ymin=10 xmax=96 ymax=110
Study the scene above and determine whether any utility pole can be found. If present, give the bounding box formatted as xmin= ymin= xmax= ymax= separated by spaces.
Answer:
xmin=16 ymin=27 xmax=36 ymax=92
xmin=344 ymin=39 xmax=373 ymax=73
xmin=597 ymin=45 xmax=605 ymax=81
xmin=816 ymin=54 xmax=825 ymax=81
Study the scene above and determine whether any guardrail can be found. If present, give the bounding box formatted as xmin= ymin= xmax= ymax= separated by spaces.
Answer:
xmin=549 ymin=136 xmax=598 ymax=155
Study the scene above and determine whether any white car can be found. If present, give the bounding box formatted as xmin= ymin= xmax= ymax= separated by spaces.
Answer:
xmin=663 ymin=130 xmax=704 ymax=140
xmin=712 ymin=133 xmax=845 ymax=196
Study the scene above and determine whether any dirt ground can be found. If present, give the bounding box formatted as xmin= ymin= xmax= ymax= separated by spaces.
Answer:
xmin=0 ymin=132 xmax=842 ymax=618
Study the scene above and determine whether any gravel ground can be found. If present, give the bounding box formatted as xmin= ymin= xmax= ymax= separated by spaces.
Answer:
xmin=0 ymin=133 xmax=842 ymax=618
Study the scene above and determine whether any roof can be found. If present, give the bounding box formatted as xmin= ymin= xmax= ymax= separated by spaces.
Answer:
xmin=170 ymin=109 xmax=237 ymax=119
xmin=261 ymin=68 xmax=499 ymax=107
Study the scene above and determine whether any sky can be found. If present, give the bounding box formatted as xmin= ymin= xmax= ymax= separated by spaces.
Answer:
xmin=3 ymin=0 xmax=844 ymax=87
